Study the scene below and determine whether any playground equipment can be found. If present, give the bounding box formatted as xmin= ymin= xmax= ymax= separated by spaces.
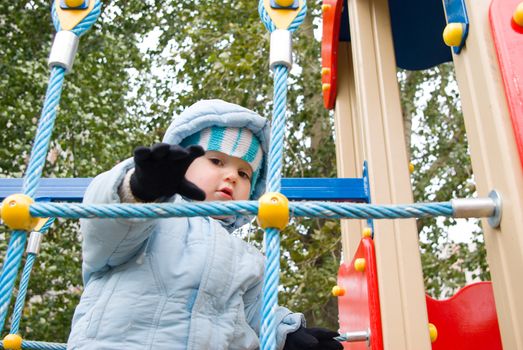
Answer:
xmin=0 ymin=0 xmax=520 ymax=349
xmin=322 ymin=0 xmax=523 ymax=348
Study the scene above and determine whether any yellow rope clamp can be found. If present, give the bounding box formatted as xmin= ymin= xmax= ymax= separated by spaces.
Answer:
xmin=55 ymin=0 xmax=95 ymax=31
xmin=257 ymin=192 xmax=290 ymax=230
xmin=0 ymin=194 xmax=40 ymax=231
xmin=3 ymin=334 xmax=22 ymax=350
xmin=263 ymin=0 xmax=305 ymax=29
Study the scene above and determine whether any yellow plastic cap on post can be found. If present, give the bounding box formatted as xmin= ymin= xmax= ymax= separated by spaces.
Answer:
xmin=362 ymin=227 xmax=372 ymax=238
xmin=65 ymin=0 xmax=85 ymax=7
xmin=428 ymin=323 xmax=438 ymax=343
xmin=331 ymin=285 xmax=345 ymax=297
xmin=514 ymin=2 xmax=523 ymax=27
xmin=443 ymin=22 xmax=464 ymax=47
xmin=354 ymin=258 xmax=366 ymax=272
xmin=257 ymin=192 xmax=289 ymax=230
xmin=1 ymin=194 xmax=39 ymax=231
xmin=321 ymin=4 xmax=332 ymax=12
xmin=275 ymin=0 xmax=295 ymax=7
xmin=3 ymin=334 xmax=23 ymax=350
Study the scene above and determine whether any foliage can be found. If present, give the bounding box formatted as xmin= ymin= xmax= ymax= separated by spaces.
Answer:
xmin=0 ymin=0 xmax=486 ymax=344
xmin=0 ymin=0 xmax=340 ymax=341
xmin=398 ymin=64 xmax=489 ymax=298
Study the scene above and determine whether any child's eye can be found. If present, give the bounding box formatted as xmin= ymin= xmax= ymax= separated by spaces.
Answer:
xmin=239 ymin=170 xmax=251 ymax=180
xmin=209 ymin=158 xmax=223 ymax=166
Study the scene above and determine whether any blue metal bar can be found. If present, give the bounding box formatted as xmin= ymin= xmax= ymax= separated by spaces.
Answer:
xmin=0 ymin=177 xmax=370 ymax=203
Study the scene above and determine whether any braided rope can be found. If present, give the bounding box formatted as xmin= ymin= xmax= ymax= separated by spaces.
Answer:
xmin=9 ymin=253 xmax=36 ymax=334
xmin=10 ymin=219 xmax=56 ymax=334
xmin=0 ymin=232 xmax=27 ymax=332
xmin=0 ymin=1 xmax=101 ymax=334
xmin=0 ymin=340 xmax=67 ymax=350
xmin=29 ymin=201 xmax=454 ymax=219
xmin=258 ymin=2 xmax=307 ymax=349
xmin=20 ymin=341 xmax=67 ymax=350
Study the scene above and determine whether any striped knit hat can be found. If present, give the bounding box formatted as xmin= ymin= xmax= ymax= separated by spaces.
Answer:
xmin=180 ymin=126 xmax=264 ymax=190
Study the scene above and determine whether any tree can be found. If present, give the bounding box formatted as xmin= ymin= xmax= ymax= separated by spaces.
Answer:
xmin=0 ymin=0 xmax=485 ymax=343
xmin=1 ymin=0 xmax=341 ymax=341
xmin=399 ymin=64 xmax=489 ymax=298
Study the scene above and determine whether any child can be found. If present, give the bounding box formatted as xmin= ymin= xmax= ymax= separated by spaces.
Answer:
xmin=67 ymin=100 xmax=342 ymax=350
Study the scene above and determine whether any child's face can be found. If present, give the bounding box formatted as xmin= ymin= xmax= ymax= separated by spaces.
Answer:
xmin=185 ymin=150 xmax=253 ymax=201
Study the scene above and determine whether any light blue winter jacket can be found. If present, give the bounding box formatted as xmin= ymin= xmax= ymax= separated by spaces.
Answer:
xmin=67 ymin=100 xmax=304 ymax=350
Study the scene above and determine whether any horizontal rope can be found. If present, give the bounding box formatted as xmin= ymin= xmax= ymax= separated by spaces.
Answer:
xmin=29 ymin=201 xmax=455 ymax=220
xmin=0 ymin=340 xmax=66 ymax=350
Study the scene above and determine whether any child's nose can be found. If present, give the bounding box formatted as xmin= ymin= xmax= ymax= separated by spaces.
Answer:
xmin=224 ymin=168 xmax=237 ymax=183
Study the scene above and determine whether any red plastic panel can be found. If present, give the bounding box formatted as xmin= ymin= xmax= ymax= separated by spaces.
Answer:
xmin=426 ymin=282 xmax=502 ymax=350
xmin=337 ymin=238 xmax=383 ymax=350
xmin=321 ymin=0 xmax=343 ymax=110
xmin=490 ymin=0 xmax=523 ymax=169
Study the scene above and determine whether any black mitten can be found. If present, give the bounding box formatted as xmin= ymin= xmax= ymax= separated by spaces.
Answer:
xmin=129 ymin=143 xmax=206 ymax=202
xmin=283 ymin=326 xmax=343 ymax=350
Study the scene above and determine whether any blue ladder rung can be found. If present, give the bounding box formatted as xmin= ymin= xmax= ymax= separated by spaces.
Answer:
xmin=0 ymin=177 xmax=369 ymax=202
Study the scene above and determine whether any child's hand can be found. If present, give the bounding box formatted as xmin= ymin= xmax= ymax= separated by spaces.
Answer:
xmin=283 ymin=326 xmax=343 ymax=350
xmin=130 ymin=143 xmax=206 ymax=202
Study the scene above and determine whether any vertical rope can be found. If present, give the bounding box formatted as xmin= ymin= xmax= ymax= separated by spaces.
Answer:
xmin=258 ymin=3 xmax=306 ymax=349
xmin=10 ymin=218 xmax=55 ymax=334
xmin=260 ymin=66 xmax=288 ymax=350
xmin=9 ymin=254 xmax=36 ymax=334
xmin=0 ymin=1 xmax=102 ymax=334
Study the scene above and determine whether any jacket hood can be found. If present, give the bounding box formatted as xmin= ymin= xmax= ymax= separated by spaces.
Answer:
xmin=162 ymin=99 xmax=271 ymax=231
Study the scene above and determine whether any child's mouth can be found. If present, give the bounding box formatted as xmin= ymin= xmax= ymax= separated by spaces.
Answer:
xmin=217 ymin=187 xmax=233 ymax=200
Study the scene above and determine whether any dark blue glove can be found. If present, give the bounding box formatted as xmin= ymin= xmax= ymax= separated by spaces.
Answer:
xmin=283 ymin=326 xmax=343 ymax=350
xmin=130 ymin=143 xmax=205 ymax=202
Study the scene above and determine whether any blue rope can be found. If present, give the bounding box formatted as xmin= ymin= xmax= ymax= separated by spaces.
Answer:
xmin=0 ymin=340 xmax=66 ymax=350
xmin=28 ymin=201 xmax=455 ymax=220
xmin=20 ymin=341 xmax=67 ymax=350
xmin=9 ymin=253 xmax=36 ymax=334
xmin=258 ymin=2 xmax=307 ymax=349
xmin=10 ymin=218 xmax=55 ymax=334
xmin=0 ymin=1 xmax=101 ymax=334
xmin=0 ymin=232 xmax=27 ymax=332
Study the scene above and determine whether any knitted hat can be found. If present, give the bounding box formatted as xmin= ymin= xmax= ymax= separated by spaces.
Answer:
xmin=180 ymin=126 xmax=264 ymax=191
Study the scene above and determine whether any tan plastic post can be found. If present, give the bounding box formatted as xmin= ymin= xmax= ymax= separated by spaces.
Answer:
xmin=448 ymin=0 xmax=523 ymax=347
xmin=340 ymin=0 xmax=431 ymax=348
xmin=333 ymin=42 xmax=366 ymax=261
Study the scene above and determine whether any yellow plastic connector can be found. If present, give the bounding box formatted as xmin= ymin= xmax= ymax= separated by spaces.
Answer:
xmin=428 ymin=323 xmax=438 ymax=343
xmin=3 ymin=334 xmax=22 ymax=350
xmin=54 ymin=0 xmax=95 ymax=31
xmin=275 ymin=0 xmax=295 ymax=7
xmin=354 ymin=258 xmax=366 ymax=272
xmin=362 ymin=227 xmax=372 ymax=238
xmin=264 ymin=0 xmax=304 ymax=30
xmin=409 ymin=162 xmax=415 ymax=174
xmin=321 ymin=4 xmax=332 ymax=12
xmin=514 ymin=2 xmax=523 ymax=27
xmin=331 ymin=285 xmax=345 ymax=297
xmin=1 ymin=194 xmax=39 ymax=231
xmin=257 ymin=192 xmax=289 ymax=230
xmin=65 ymin=0 xmax=84 ymax=7
xmin=443 ymin=22 xmax=464 ymax=47
xmin=321 ymin=67 xmax=331 ymax=76
xmin=322 ymin=83 xmax=331 ymax=92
